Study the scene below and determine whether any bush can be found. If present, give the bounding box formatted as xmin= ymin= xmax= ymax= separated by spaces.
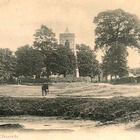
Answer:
xmin=19 ymin=77 xmax=90 ymax=84
xmin=0 ymin=97 xmax=140 ymax=122
xmin=50 ymin=77 xmax=90 ymax=83
xmin=136 ymin=76 xmax=140 ymax=83
xmin=111 ymin=77 xmax=137 ymax=84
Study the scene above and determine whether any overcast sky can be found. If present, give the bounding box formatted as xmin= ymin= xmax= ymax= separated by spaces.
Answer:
xmin=0 ymin=0 xmax=140 ymax=68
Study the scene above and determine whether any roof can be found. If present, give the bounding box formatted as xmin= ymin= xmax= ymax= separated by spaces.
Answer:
xmin=65 ymin=27 xmax=70 ymax=33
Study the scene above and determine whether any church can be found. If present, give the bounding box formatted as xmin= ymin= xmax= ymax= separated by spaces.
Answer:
xmin=58 ymin=28 xmax=104 ymax=82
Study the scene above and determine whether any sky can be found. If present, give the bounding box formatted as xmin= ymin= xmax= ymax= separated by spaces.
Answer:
xmin=0 ymin=0 xmax=140 ymax=68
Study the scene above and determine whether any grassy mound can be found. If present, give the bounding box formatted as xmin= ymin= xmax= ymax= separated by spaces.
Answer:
xmin=0 ymin=96 xmax=140 ymax=122
xmin=0 ymin=124 xmax=23 ymax=129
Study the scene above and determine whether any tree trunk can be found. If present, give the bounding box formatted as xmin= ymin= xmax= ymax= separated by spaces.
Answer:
xmin=98 ymin=74 xmax=100 ymax=82
xmin=105 ymin=75 xmax=108 ymax=82
xmin=63 ymin=73 xmax=66 ymax=78
xmin=91 ymin=77 xmax=93 ymax=82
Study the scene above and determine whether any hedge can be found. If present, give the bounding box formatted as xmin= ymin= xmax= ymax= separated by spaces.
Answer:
xmin=111 ymin=77 xmax=137 ymax=84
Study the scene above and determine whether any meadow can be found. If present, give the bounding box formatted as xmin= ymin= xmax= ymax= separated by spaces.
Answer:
xmin=0 ymin=82 xmax=140 ymax=124
xmin=0 ymin=82 xmax=140 ymax=98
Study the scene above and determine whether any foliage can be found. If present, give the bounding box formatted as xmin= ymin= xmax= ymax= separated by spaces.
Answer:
xmin=1 ymin=96 xmax=140 ymax=122
xmin=19 ymin=76 xmax=89 ymax=84
xmin=76 ymin=44 xmax=100 ymax=77
xmin=129 ymin=68 xmax=140 ymax=76
xmin=102 ymin=43 xmax=128 ymax=78
xmin=94 ymin=9 xmax=140 ymax=51
xmin=111 ymin=77 xmax=137 ymax=84
xmin=55 ymin=44 xmax=76 ymax=77
xmin=33 ymin=25 xmax=57 ymax=78
xmin=0 ymin=48 xmax=16 ymax=79
xmin=136 ymin=76 xmax=140 ymax=83
xmin=33 ymin=25 xmax=77 ymax=78
xmin=93 ymin=9 xmax=140 ymax=78
xmin=33 ymin=25 xmax=57 ymax=51
xmin=15 ymin=45 xmax=44 ymax=77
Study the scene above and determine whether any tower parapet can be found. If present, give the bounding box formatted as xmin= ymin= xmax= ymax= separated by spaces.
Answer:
xmin=59 ymin=28 xmax=76 ymax=52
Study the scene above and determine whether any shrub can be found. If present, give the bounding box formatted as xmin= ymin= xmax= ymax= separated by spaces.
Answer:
xmin=111 ymin=77 xmax=137 ymax=84
xmin=18 ymin=77 xmax=90 ymax=84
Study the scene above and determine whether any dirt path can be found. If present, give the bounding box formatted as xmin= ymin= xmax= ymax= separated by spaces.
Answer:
xmin=0 ymin=116 xmax=139 ymax=140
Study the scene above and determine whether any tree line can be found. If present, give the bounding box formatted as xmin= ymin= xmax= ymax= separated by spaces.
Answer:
xmin=1 ymin=9 xmax=140 ymax=82
xmin=0 ymin=25 xmax=99 ymax=82
xmin=94 ymin=9 xmax=140 ymax=80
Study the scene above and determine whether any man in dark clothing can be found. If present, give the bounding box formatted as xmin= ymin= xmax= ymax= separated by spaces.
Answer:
xmin=42 ymin=83 xmax=49 ymax=96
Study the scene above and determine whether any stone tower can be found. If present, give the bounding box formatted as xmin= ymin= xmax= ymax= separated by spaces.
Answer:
xmin=59 ymin=28 xmax=79 ymax=77
xmin=59 ymin=27 xmax=76 ymax=52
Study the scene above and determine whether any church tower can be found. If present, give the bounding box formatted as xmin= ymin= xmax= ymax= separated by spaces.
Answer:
xmin=59 ymin=28 xmax=79 ymax=77
xmin=59 ymin=27 xmax=76 ymax=52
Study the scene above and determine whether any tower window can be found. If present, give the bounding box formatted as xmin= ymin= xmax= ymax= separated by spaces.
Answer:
xmin=65 ymin=39 xmax=70 ymax=47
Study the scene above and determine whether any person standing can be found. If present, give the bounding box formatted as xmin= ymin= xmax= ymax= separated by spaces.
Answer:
xmin=42 ymin=83 xmax=49 ymax=96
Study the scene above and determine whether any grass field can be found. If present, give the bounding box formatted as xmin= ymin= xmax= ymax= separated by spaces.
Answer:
xmin=0 ymin=82 xmax=140 ymax=124
xmin=0 ymin=82 xmax=140 ymax=98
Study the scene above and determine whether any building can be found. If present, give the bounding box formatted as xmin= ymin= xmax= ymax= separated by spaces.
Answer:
xmin=59 ymin=28 xmax=79 ymax=77
xmin=59 ymin=27 xmax=76 ymax=52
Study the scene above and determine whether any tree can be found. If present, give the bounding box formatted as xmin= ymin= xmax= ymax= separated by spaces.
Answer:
xmin=76 ymin=44 xmax=99 ymax=80
xmin=102 ymin=43 xmax=128 ymax=79
xmin=0 ymin=48 xmax=16 ymax=79
xmin=129 ymin=67 xmax=140 ymax=76
xmin=55 ymin=44 xmax=76 ymax=77
xmin=15 ymin=45 xmax=44 ymax=77
xmin=33 ymin=25 xmax=57 ymax=78
xmin=94 ymin=9 xmax=140 ymax=79
xmin=94 ymin=9 xmax=140 ymax=51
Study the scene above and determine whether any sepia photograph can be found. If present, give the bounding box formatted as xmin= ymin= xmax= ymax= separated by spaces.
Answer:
xmin=0 ymin=0 xmax=140 ymax=139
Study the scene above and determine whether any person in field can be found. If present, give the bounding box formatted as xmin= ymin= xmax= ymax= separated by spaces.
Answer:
xmin=42 ymin=83 xmax=49 ymax=96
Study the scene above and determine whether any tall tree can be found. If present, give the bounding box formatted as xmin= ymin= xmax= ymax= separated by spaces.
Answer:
xmin=15 ymin=45 xmax=44 ymax=77
xmin=33 ymin=25 xmax=57 ymax=78
xmin=76 ymin=44 xmax=99 ymax=79
xmin=94 ymin=9 xmax=140 ymax=78
xmin=55 ymin=44 xmax=76 ymax=77
xmin=102 ymin=43 xmax=128 ymax=79
xmin=0 ymin=48 xmax=16 ymax=79
xmin=94 ymin=9 xmax=140 ymax=50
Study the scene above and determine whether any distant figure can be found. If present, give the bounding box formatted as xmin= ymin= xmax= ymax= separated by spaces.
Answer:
xmin=42 ymin=83 xmax=49 ymax=96
xmin=17 ymin=78 xmax=21 ymax=85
